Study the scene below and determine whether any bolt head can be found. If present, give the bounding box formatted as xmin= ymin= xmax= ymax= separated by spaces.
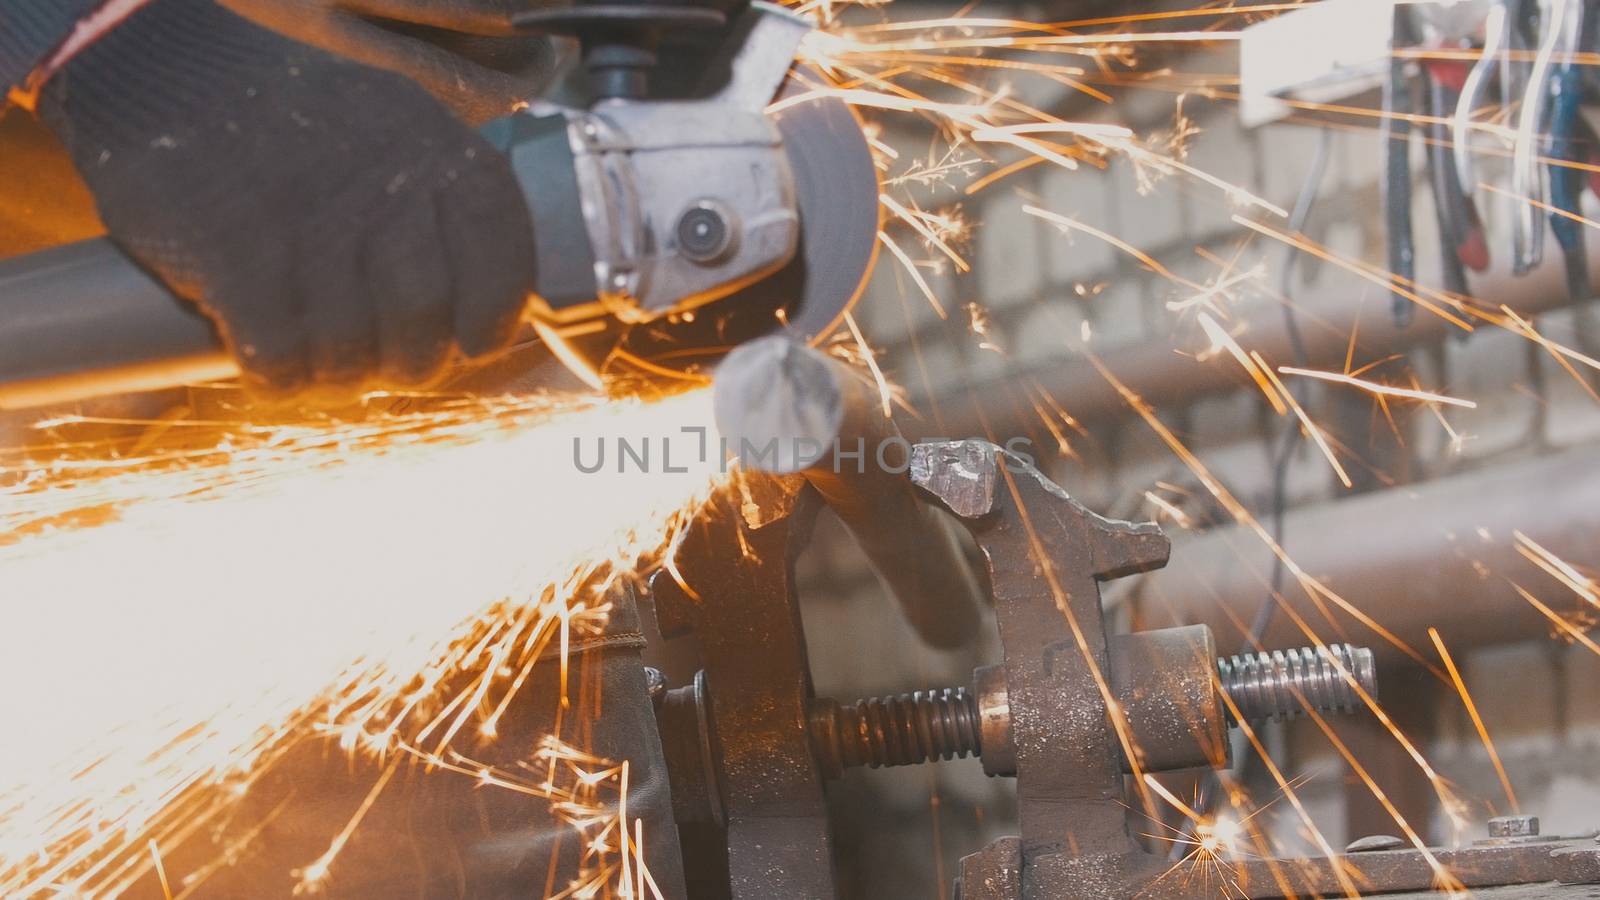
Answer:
xmin=676 ymin=202 xmax=735 ymax=264
xmin=642 ymin=666 xmax=667 ymax=701
xmin=1488 ymin=815 xmax=1540 ymax=839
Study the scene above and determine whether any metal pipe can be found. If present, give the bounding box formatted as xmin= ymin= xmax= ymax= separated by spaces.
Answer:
xmin=1123 ymin=444 xmax=1600 ymax=661
xmin=931 ymin=225 xmax=1600 ymax=436
xmin=713 ymin=335 xmax=985 ymax=649
xmin=0 ymin=239 xmax=234 ymax=410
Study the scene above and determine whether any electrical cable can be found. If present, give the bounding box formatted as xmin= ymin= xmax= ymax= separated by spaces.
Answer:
xmin=1179 ymin=127 xmax=1332 ymax=849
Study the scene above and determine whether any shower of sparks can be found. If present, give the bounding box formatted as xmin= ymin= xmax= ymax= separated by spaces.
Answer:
xmin=788 ymin=0 xmax=1599 ymax=890
xmin=0 ymin=387 xmax=725 ymax=897
xmin=1139 ymin=776 xmax=1250 ymax=899
xmin=2 ymin=0 xmax=1592 ymax=893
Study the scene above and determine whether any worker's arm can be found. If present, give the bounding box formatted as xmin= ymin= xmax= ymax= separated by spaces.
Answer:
xmin=217 ymin=0 xmax=567 ymax=125
xmin=28 ymin=0 xmax=537 ymax=396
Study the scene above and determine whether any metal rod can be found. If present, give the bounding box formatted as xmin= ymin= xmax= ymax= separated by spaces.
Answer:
xmin=713 ymin=335 xmax=985 ymax=649
xmin=1123 ymin=444 xmax=1600 ymax=660
xmin=0 ymin=239 xmax=234 ymax=410
xmin=807 ymin=640 xmax=1377 ymax=776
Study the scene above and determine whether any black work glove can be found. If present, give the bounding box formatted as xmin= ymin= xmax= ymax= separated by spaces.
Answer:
xmin=218 ymin=0 xmax=568 ymax=125
xmin=39 ymin=0 xmax=536 ymax=395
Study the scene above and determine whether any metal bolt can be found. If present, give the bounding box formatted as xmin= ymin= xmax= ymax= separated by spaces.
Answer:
xmin=642 ymin=666 xmax=667 ymax=703
xmin=676 ymin=202 xmax=734 ymax=264
xmin=1488 ymin=815 xmax=1540 ymax=839
xmin=1217 ymin=643 xmax=1376 ymax=723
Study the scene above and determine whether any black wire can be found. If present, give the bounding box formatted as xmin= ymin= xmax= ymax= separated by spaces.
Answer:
xmin=1249 ymin=125 xmax=1332 ymax=647
xmin=1181 ymin=127 xmax=1332 ymax=845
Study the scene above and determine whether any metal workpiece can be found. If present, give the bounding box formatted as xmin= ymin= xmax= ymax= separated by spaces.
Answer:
xmin=1486 ymin=815 xmax=1542 ymax=841
xmin=649 ymin=478 xmax=840 ymax=900
xmin=916 ymin=439 xmax=1173 ymax=894
xmin=1196 ymin=835 xmax=1600 ymax=899
xmin=713 ymin=336 xmax=985 ymax=650
xmin=1216 ymin=642 xmax=1376 ymax=723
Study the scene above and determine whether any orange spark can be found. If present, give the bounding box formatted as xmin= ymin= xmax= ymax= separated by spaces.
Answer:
xmin=1429 ymin=628 xmax=1519 ymax=815
xmin=1277 ymin=366 xmax=1478 ymax=409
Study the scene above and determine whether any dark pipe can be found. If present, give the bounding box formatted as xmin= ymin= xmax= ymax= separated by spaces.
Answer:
xmin=0 ymin=239 xmax=234 ymax=409
xmin=932 ymin=224 xmax=1600 ymax=437
xmin=1123 ymin=444 xmax=1600 ymax=661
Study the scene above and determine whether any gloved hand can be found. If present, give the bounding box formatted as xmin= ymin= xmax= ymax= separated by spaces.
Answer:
xmin=38 ymin=0 xmax=536 ymax=395
xmin=219 ymin=0 xmax=567 ymax=125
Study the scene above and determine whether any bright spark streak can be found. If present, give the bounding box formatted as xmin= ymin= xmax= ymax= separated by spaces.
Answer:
xmin=844 ymin=312 xmax=894 ymax=418
xmin=0 ymin=389 xmax=725 ymax=896
xmin=1428 ymin=629 xmax=1519 ymax=815
xmin=1513 ymin=584 xmax=1600 ymax=656
xmin=1232 ymin=215 xmax=1475 ymax=330
xmin=876 ymin=228 xmax=949 ymax=319
xmin=1254 ymin=357 xmax=1353 ymax=489
xmin=1024 ymin=204 xmax=1192 ymax=285
xmin=1211 ymin=690 xmax=1361 ymax=898
xmin=1196 ymin=312 xmax=1289 ymax=415
xmin=1514 ymin=531 xmax=1600 ymax=609
xmin=1143 ymin=490 xmax=1192 ymax=529
xmin=1276 ymin=367 xmax=1478 ymax=409
xmin=826 ymin=29 xmax=1243 ymax=55
xmin=878 ymin=193 xmax=969 ymax=272
xmin=987 ymin=123 xmax=1285 ymax=216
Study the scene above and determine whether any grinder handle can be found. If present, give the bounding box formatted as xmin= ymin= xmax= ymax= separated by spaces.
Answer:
xmin=0 ymin=238 xmax=238 ymax=410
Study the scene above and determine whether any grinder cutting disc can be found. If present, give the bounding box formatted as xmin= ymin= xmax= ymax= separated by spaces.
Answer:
xmin=612 ymin=69 xmax=881 ymax=370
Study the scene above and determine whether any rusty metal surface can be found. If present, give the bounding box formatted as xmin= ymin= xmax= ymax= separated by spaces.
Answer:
xmin=956 ymin=837 xmax=1024 ymax=900
xmin=1108 ymin=626 xmax=1227 ymax=773
xmin=650 ymin=477 xmax=839 ymax=900
xmin=1181 ymin=837 xmax=1600 ymax=899
xmin=646 ymin=437 xmax=1590 ymax=900
xmin=915 ymin=439 xmax=1173 ymax=897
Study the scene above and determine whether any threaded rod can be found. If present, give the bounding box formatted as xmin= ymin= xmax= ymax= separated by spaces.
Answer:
xmin=810 ymin=643 xmax=1376 ymax=775
xmin=809 ymin=688 xmax=980 ymax=776
xmin=1217 ymin=643 xmax=1376 ymax=723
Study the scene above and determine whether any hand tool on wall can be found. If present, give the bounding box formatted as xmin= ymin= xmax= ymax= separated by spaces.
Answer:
xmin=1544 ymin=0 xmax=1590 ymax=302
xmin=1382 ymin=12 xmax=1417 ymax=326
